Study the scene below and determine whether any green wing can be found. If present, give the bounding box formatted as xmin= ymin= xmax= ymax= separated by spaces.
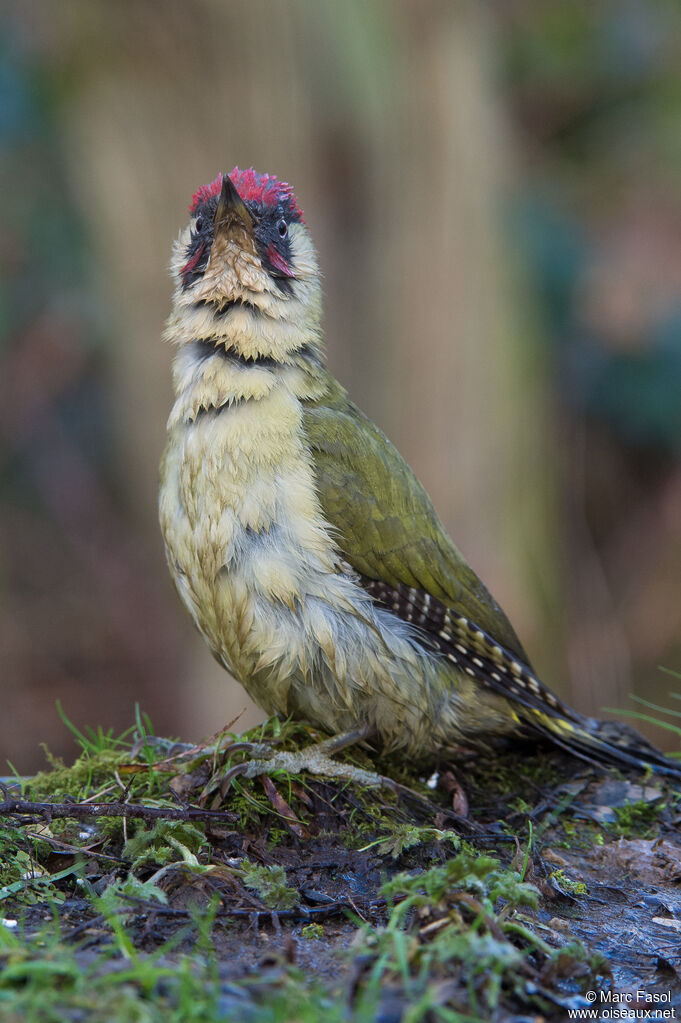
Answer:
xmin=302 ymin=380 xmax=681 ymax=778
xmin=302 ymin=380 xmax=529 ymax=664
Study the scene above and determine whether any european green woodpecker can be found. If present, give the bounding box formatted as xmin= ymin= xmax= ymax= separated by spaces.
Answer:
xmin=159 ymin=168 xmax=679 ymax=777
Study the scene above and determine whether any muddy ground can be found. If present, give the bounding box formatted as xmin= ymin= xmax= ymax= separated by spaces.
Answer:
xmin=2 ymin=724 xmax=681 ymax=1020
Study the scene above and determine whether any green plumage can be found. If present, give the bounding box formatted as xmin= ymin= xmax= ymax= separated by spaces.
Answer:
xmin=302 ymin=376 xmax=681 ymax=776
xmin=303 ymin=375 xmax=528 ymax=663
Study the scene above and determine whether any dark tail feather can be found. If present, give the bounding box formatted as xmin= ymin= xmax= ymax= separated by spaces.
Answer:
xmin=525 ymin=709 xmax=681 ymax=779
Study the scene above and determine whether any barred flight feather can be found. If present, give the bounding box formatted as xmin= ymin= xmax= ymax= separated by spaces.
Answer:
xmin=362 ymin=577 xmax=574 ymax=721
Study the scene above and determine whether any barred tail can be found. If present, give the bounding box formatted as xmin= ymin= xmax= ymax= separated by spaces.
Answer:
xmin=524 ymin=708 xmax=681 ymax=778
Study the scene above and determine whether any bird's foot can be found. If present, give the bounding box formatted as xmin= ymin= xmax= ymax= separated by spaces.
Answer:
xmin=220 ymin=727 xmax=394 ymax=791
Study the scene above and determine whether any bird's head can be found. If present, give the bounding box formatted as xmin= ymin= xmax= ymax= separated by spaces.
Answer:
xmin=168 ymin=168 xmax=321 ymax=338
xmin=165 ymin=169 xmax=326 ymax=419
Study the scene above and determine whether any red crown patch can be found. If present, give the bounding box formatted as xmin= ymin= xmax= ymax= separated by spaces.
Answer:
xmin=189 ymin=167 xmax=303 ymax=220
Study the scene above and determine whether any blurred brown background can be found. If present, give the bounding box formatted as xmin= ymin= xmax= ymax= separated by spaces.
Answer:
xmin=2 ymin=1 xmax=681 ymax=772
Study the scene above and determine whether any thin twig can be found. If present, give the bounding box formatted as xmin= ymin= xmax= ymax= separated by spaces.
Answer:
xmin=0 ymin=793 xmax=237 ymax=825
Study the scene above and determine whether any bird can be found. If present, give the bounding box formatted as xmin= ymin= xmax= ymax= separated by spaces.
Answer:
xmin=159 ymin=167 xmax=680 ymax=780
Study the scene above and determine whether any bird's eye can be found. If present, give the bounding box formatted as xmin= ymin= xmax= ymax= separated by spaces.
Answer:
xmin=277 ymin=218 xmax=288 ymax=238
xmin=195 ymin=217 xmax=203 ymax=232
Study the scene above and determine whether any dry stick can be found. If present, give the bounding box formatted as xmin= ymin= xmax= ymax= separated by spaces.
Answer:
xmin=0 ymin=790 xmax=237 ymax=826
xmin=62 ymin=893 xmax=388 ymax=944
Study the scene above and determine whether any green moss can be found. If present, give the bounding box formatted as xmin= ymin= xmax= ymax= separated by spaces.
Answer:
xmin=610 ymin=799 xmax=662 ymax=838
xmin=123 ymin=820 xmax=208 ymax=870
xmin=463 ymin=750 xmax=565 ymax=805
xmin=550 ymin=869 xmax=588 ymax=896
xmin=359 ymin=823 xmax=461 ymax=859
xmin=553 ymin=818 xmax=606 ymax=851
xmin=240 ymin=861 xmax=299 ymax=910
xmin=23 ymin=748 xmax=129 ymax=802
xmin=350 ymin=849 xmax=602 ymax=1017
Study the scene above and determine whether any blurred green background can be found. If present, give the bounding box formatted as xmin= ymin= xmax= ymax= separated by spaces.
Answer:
xmin=2 ymin=1 xmax=681 ymax=771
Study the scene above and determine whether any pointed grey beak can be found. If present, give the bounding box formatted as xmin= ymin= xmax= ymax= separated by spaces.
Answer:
xmin=213 ymin=173 xmax=254 ymax=237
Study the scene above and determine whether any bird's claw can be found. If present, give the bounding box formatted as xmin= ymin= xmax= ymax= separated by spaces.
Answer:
xmin=221 ymin=743 xmax=394 ymax=793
